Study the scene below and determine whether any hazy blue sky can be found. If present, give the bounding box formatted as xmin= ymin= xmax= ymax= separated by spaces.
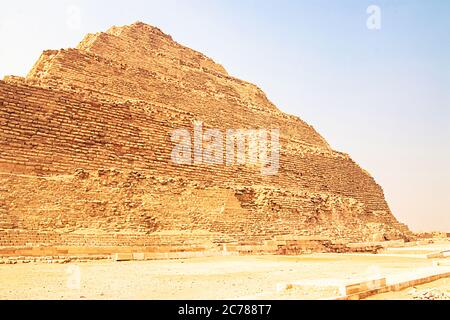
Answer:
xmin=0 ymin=0 xmax=449 ymax=231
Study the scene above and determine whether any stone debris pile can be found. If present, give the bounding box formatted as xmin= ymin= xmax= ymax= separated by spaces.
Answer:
xmin=409 ymin=288 xmax=450 ymax=300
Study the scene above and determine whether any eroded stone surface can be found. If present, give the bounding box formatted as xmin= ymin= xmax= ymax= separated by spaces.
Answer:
xmin=0 ymin=22 xmax=413 ymax=249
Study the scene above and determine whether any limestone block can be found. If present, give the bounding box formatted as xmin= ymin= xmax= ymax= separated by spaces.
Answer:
xmin=340 ymin=278 xmax=387 ymax=296
xmin=112 ymin=253 xmax=133 ymax=261
xmin=132 ymin=253 xmax=145 ymax=261
xmin=426 ymin=252 xmax=444 ymax=259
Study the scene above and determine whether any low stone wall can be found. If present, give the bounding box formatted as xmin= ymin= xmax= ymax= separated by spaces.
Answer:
xmin=0 ymin=235 xmax=386 ymax=261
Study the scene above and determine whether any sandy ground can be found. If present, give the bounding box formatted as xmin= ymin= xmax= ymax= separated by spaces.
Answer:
xmin=0 ymin=253 xmax=445 ymax=300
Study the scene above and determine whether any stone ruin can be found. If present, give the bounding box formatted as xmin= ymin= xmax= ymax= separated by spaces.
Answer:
xmin=0 ymin=22 xmax=414 ymax=258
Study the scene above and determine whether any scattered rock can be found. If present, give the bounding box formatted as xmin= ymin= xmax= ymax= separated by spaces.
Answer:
xmin=411 ymin=288 xmax=450 ymax=300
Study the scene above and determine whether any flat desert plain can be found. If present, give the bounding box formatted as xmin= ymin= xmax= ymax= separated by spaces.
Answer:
xmin=1 ymin=243 xmax=449 ymax=300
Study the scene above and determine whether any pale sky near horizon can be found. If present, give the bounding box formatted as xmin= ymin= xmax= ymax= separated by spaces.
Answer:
xmin=0 ymin=0 xmax=449 ymax=232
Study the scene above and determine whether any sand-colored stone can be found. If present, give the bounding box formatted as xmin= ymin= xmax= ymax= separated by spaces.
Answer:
xmin=0 ymin=22 xmax=413 ymax=251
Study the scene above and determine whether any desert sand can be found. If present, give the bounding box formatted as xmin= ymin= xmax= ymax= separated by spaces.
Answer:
xmin=1 ymin=251 xmax=448 ymax=300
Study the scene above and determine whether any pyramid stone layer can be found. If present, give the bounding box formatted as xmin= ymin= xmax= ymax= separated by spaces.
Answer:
xmin=0 ymin=22 xmax=413 ymax=248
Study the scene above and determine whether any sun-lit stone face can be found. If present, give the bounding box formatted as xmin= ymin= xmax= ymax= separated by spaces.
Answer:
xmin=0 ymin=22 xmax=413 ymax=248
xmin=78 ymin=21 xmax=230 ymax=76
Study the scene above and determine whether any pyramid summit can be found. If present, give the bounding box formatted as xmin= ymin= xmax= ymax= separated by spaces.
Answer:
xmin=0 ymin=22 xmax=413 ymax=254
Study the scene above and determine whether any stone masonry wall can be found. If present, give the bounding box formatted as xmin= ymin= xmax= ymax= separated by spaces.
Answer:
xmin=0 ymin=22 xmax=413 ymax=248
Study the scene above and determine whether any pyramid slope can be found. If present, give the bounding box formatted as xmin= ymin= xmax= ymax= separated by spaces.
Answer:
xmin=0 ymin=22 xmax=413 ymax=248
